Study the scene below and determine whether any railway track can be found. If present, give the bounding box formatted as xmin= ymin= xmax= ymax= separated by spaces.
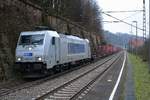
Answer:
xmin=35 ymin=53 xmax=122 ymax=100
xmin=0 ymin=53 xmax=118 ymax=97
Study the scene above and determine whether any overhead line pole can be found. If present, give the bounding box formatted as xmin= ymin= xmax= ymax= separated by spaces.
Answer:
xmin=149 ymin=0 xmax=150 ymax=73
xmin=143 ymin=0 xmax=146 ymax=41
xmin=130 ymin=24 xmax=133 ymax=53
xmin=133 ymin=21 xmax=138 ymax=58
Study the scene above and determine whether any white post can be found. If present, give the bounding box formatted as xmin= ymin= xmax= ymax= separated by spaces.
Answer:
xmin=149 ymin=0 xmax=150 ymax=72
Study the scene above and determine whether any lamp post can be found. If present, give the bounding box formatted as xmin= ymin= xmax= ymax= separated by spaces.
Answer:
xmin=133 ymin=21 xmax=138 ymax=58
xmin=130 ymin=24 xmax=133 ymax=53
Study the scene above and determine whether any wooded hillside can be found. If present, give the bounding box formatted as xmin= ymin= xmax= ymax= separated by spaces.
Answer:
xmin=0 ymin=0 xmax=103 ymax=81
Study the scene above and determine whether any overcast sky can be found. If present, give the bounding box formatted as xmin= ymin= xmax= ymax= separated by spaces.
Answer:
xmin=97 ymin=0 xmax=149 ymax=36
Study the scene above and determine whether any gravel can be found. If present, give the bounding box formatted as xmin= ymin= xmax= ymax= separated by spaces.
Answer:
xmin=0 ymin=54 xmax=117 ymax=100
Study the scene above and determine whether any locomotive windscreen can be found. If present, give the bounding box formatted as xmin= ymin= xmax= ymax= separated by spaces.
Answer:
xmin=19 ymin=34 xmax=45 ymax=45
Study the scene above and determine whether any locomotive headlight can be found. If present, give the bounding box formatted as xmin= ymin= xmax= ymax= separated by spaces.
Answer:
xmin=17 ymin=57 xmax=21 ymax=61
xmin=36 ymin=57 xmax=42 ymax=61
xmin=38 ymin=57 xmax=42 ymax=61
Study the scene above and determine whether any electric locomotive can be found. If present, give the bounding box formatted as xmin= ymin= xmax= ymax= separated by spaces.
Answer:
xmin=15 ymin=29 xmax=91 ymax=77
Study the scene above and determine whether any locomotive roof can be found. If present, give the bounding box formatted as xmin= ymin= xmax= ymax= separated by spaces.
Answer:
xmin=20 ymin=30 xmax=59 ymax=37
xmin=59 ymin=34 xmax=85 ymax=41
xmin=20 ymin=31 xmax=89 ymax=41
xmin=67 ymin=35 xmax=83 ymax=40
xmin=85 ymin=39 xmax=89 ymax=43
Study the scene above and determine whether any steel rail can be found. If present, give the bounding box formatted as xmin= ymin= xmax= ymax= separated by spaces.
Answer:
xmin=0 ymin=53 xmax=118 ymax=97
xmin=36 ymin=52 xmax=122 ymax=100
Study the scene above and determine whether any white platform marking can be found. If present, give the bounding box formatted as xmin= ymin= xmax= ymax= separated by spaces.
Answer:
xmin=109 ymin=52 xmax=126 ymax=100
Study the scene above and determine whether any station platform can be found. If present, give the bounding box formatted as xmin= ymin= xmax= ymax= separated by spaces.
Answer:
xmin=79 ymin=53 xmax=135 ymax=100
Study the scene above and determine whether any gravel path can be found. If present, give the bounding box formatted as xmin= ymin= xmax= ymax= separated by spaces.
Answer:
xmin=124 ymin=54 xmax=135 ymax=100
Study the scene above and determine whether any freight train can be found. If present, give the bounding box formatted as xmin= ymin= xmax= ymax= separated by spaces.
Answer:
xmin=15 ymin=29 xmax=91 ymax=77
xmin=15 ymin=27 xmax=121 ymax=77
xmin=97 ymin=44 xmax=122 ymax=57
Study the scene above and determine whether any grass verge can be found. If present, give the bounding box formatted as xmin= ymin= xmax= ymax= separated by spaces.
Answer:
xmin=129 ymin=54 xmax=150 ymax=100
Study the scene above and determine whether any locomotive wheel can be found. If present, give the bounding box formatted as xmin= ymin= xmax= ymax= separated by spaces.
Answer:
xmin=42 ymin=69 xmax=49 ymax=75
xmin=53 ymin=65 xmax=61 ymax=73
xmin=48 ymin=69 xmax=54 ymax=75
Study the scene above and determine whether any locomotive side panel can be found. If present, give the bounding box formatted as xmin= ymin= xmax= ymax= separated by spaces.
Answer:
xmin=59 ymin=34 xmax=90 ymax=64
xmin=59 ymin=36 xmax=69 ymax=64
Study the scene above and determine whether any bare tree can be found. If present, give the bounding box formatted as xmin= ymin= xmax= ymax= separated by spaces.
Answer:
xmin=29 ymin=0 xmax=103 ymax=34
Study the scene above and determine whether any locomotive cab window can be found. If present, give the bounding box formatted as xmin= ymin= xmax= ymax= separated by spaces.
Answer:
xmin=52 ymin=37 xmax=55 ymax=45
xmin=19 ymin=34 xmax=44 ymax=45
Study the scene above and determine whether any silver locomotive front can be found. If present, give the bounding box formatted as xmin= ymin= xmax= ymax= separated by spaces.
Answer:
xmin=15 ymin=31 xmax=46 ymax=74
